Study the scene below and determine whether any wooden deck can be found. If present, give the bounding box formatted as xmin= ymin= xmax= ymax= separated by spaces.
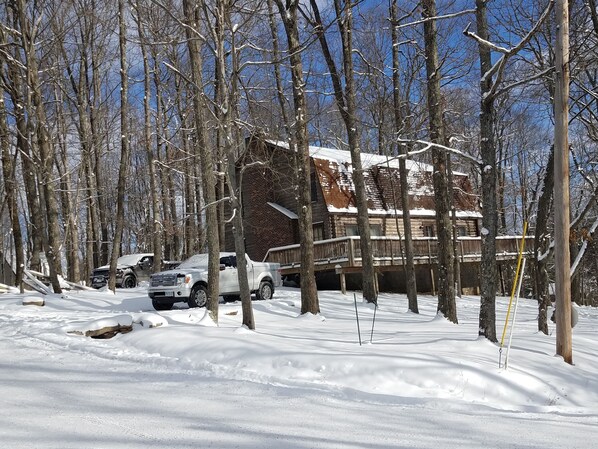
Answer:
xmin=264 ymin=235 xmax=532 ymax=275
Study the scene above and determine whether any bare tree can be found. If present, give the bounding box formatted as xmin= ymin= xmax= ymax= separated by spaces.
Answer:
xmin=465 ymin=0 xmax=553 ymax=341
xmin=273 ymin=0 xmax=320 ymax=315
xmin=182 ymin=0 xmax=220 ymax=322
xmin=109 ymin=0 xmax=132 ymax=292
xmin=0 ymin=48 xmax=24 ymax=287
xmin=474 ymin=0 xmax=500 ymax=341
xmin=267 ymin=0 xmax=290 ymax=132
xmin=0 ymin=25 xmax=45 ymax=274
xmin=51 ymin=0 xmax=117 ymax=278
xmin=12 ymin=0 xmax=63 ymax=293
xmin=534 ymin=149 xmax=554 ymax=334
xmin=421 ymin=0 xmax=456 ymax=322
xmin=52 ymin=83 xmax=82 ymax=284
xmin=134 ymin=0 xmax=163 ymax=273
xmin=307 ymin=0 xmax=377 ymax=303
xmin=170 ymin=46 xmax=203 ymax=258
xmin=205 ymin=0 xmax=255 ymax=328
xmin=390 ymin=0 xmax=418 ymax=313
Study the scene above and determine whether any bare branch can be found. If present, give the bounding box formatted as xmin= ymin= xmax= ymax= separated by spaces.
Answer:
xmin=395 ymin=138 xmax=483 ymax=166
xmin=463 ymin=22 xmax=510 ymax=54
xmin=571 ymin=216 xmax=598 ymax=278
xmin=464 ymin=1 xmax=554 ymax=100
xmin=493 ymin=66 xmax=554 ymax=98
xmin=394 ymin=9 xmax=476 ymax=29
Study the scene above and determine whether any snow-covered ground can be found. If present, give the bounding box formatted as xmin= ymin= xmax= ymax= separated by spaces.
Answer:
xmin=1 ymin=286 xmax=596 ymax=448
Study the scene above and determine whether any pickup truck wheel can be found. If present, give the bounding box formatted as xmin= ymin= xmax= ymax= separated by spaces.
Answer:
xmin=152 ymin=299 xmax=173 ymax=311
xmin=122 ymin=275 xmax=136 ymax=288
xmin=256 ymin=281 xmax=274 ymax=301
xmin=189 ymin=284 xmax=208 ymax=308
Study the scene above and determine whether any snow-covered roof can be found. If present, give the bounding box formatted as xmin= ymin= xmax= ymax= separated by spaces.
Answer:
xmin=266 ymin=139 xmax=467 ymax=175
xmin=259 ymin=139 xmax=480 ymax=217
xmin=267 ymin=202 xmax=298 ymax=219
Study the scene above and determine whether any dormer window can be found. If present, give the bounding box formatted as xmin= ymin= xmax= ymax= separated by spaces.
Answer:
xmin=422 ymin=223 xmax=435 ymax=237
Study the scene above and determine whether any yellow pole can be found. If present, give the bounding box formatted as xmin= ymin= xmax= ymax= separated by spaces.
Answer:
xmin=500 ymin=221 xmax=528 ymax=348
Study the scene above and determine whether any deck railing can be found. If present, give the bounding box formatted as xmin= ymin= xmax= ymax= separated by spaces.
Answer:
xmin=264 ymin=235 xmax=533 ymax=272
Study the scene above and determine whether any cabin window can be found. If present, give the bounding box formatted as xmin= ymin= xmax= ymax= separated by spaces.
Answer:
xmin=346 ymin=224 xmax=359 ymax=236
xmin=422 ymin=223 xmax=435 ymax=237
xmin=311 ymin=172 xmax=318 ymax=202
xmin=457 ymin=226 xmax=468 ymax=237
xmin=313 ymin=223 xmax=325 ymax=241
xmin=345 ymin=224 xmax=382 ymax=237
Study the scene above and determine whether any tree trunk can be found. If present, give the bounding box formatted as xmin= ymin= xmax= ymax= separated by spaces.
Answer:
xmin=422 ymin=0 xmax=456 ymax=323
xmin=173 ymin=54 xmax=203 ymax=257
xmin=448 ymin=156 xmax=461 ymax=297
xmin=4 ymin=46 xmax=43 ymax=273
xmin=53 ymin=86 xmax=81 ymax=283
xmin=211 ymin=0 xmax=255 ymax=328
xmin=267 ymin=0 xmax=291 ymax=134
xmin=178 ymin=108 xmax=198 ymax=257
xmin=390 ymin=0 xmax=418 ymax=312
xmin=274 ymin=0 xmax=320 ymax=315
xmin=183 ymin=0 xmax=220 ymax=322
xmin=136 ymin=11 xmax=163 ymax=272
xmin=89 ymin=38 xmax=109 ymax=267
xmin=0 ymin=73 xmax=24 ymax=287
xmin=55 ymin=12 xmax=99 ymax=280
xmin=476 ymin=0 xmax=498 ymax=341
xmin=14 ymin=0 xmax=62 ymax=292
xmin=534 ymin=149 xmax=554 ymax=335
xmin=309 ymin=0 xmax=376 ymax=303
xmin=108 ymin=0 xmax=131 ymax=292
xmin=211 ymin=29 xmax=227 ymax=253
xmin=160 ymin=93 xmax=181 ymax=259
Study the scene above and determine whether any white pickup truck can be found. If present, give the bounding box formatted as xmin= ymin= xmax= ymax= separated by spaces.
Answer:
xmin=148 ymin=252 xmax=282 ymax=311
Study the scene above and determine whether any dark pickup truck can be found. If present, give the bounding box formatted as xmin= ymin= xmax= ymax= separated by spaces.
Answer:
xmin=90 ymin=253 xmax=179 ymax=289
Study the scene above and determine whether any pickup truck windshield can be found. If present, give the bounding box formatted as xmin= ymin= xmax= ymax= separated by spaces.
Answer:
xmin=117 ymin=254 xmax=150 ymax=266
xmin=178 ymin=254 xmax=210 ymax=269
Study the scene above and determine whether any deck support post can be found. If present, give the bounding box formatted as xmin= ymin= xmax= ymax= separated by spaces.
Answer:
xmin=336 ymin=264 xmax=347 ymax=295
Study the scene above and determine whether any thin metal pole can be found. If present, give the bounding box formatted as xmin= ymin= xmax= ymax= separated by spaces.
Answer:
xmin=370 ymin=302 xmax=378 ymax=343
xmin=354 ymin=293 xmax=362 ymax=345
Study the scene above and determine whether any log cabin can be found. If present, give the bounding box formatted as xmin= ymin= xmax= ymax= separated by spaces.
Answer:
xmin=225 ymin=137 xmax=529 ymax=294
